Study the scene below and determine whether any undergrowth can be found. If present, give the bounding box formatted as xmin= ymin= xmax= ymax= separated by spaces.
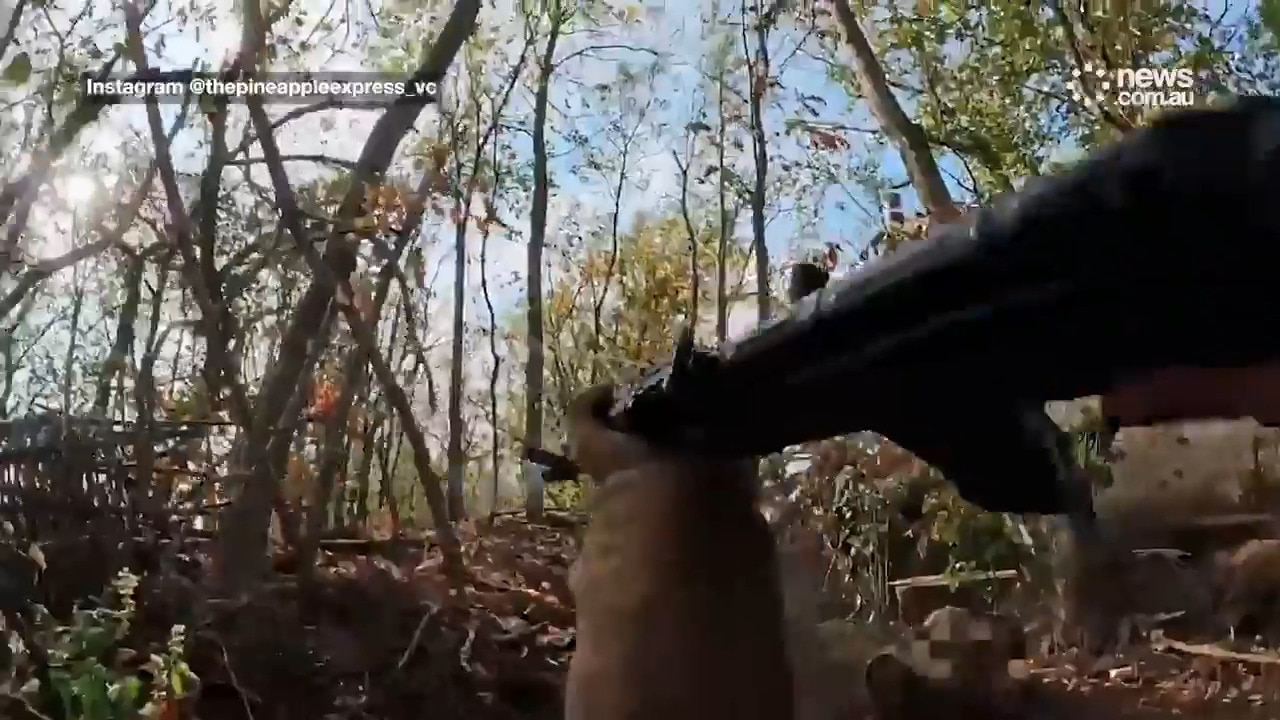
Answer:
xmin=1 ymin=564 xmax=197 ymax=720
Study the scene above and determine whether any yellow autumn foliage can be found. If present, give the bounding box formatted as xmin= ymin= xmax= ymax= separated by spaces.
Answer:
xmin=509 ymin=212 xmax=751 ymax=445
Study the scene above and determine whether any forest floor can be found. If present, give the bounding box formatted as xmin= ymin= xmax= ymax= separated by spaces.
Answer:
xmin=126 ymin=515 xmax=1280 ymax=720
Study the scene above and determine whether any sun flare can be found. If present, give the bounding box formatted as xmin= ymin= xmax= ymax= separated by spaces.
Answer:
xmin=60 ymin=174 xmax=98 ymax=204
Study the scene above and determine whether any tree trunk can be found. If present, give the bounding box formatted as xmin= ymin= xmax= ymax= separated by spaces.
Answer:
xmin=214 ymin=0 xmax=480 ymax=592
xmin=448 ymin=19 xmax=532 ymax=521
xmin=745 ymin=8 xmax=773 ymax=324
xmin=481 ymin=185 xmax=504 ymax=516
xmin=830 ymin=0 xmax=959 ymax=223
xmin=715 ymin=64 xmax=730 ymax=343
xmin=524 ymin=3 xmax=562 ymax=521
xmin=446 ymin=180 xmax=469 ymax=521
xmin=61 ymin=266 xmax=85 ymax=411
xmin=93 ymin=253 xmax=147 ymax=414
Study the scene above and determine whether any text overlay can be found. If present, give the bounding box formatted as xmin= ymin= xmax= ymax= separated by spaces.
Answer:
xmin=81 ymin=71 xmax=440 ymax=106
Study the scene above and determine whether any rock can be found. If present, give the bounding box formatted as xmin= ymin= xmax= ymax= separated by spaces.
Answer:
xmin=810 ymin=620 xmax=906 ymax=719
xmin=864 ymin=651 xmax=921 ymax=719
xmin=1215 ymin=538 xmax=1280 ymax=641
xmin=864 ymin=647 xmax=1034 ymax=720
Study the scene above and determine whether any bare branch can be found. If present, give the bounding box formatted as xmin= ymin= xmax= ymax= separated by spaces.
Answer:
xmin=0 ymin=156 xmax=161 ymax=323
xmin=225 ymin=154 xmax=359 ymax=171
xmin=0 ymin=0 xmax=28 ymax=66
xmin=0 ymin=53 xmax=127 ymax=257
xmin=244 ymin=95 xmax=466 ymax=585
xmin=122 ymin=4 xmax=254 ymax=426
xmin=213 ymin=0 xmax=477 ymax=593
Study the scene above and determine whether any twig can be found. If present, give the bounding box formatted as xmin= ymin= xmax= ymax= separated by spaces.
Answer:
xmin=458 ymin=628 xmax=476 ymax=671
xmin=395 ymin=604 xmax=438 ymax=671
xmin=212 ymin=635 xmax=258 ymax=720
xmin=888 ymin=569 xmax=1019 ymax=587
xmin=0 ymin=691 xmax=53 ymax=720
xmin=1150 ymin=632 xmax=1280 ymax=665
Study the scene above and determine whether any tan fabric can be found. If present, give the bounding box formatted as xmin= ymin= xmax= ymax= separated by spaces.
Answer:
xmin=563 ymin=384 xmax=794 ymax=720
xmin=565 ymin=461 xmax=794 ymax=720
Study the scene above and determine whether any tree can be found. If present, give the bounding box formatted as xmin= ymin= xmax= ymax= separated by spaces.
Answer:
xmin=521 ymin=0 xmax=569 ymax=521
xmin=503 ymin=213 xmax=751 ymax=463
xmin=212 ymin=0 xmax=482 ymax=591
xmin=443 ymin=18 xmax=534 ymax=523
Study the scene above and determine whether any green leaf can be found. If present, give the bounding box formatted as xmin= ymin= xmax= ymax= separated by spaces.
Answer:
xmin=78 ymin=624 xmax=115 ymax=658
xmin=1262 ymin=0 xmax=1280 ymax=45
xmin=74 ymin=673 xmax=104 ymax=717
xmin=170 ymin=665 xmax=188 ymax=695
xmin=50 ymin=671 xmax=75 ymax=717
xmin=108 ymin=676 xmax=144 ymax=712
xmin=3 ymin=52 xmax=32 ymax=84
xmin=122 ymin=675 xmax=144 ymax=704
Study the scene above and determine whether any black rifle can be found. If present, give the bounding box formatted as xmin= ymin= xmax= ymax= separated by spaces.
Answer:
xmin=529 ymin=95 xmax=1280 ymax=531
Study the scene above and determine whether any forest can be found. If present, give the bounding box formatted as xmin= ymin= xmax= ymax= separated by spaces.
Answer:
xmin=1 ymin=0 xmax=1280 ymax=718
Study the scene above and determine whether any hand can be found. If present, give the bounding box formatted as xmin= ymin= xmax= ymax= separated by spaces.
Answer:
xmin=563 ymin=384 xmax=694 ymax=484
xmin=564 ymin=383 xmax=758 ymax=486
xmin=563 ymin=384 xmax=795 ymax=720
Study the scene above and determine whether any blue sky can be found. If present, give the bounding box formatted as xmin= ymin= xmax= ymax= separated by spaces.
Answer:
xmin=14 ymin=0 xmax=1253 ymax=274
xmin=0 ymin=0 xmax=1262 ymax=510
xmin=56 ymin=0 xmax=907 ymax=311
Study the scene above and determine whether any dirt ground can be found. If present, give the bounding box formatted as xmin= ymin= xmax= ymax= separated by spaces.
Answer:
xmin=155 ymin=517 xmax=578 ymax=720
xmin=111 ymin=516 xmax=1280 ymax=720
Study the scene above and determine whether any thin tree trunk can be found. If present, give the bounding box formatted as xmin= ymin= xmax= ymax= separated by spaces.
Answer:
xmin=446 ymin=163 xmax=469 ymax=521
xmin=481 ymin=140 xmax=504 ymax=517
xmin=61 ymin=265 xmax=86 ymax=411
xmin=448 ymin=23 xmax=532 ymax=522
xmin=525 ymin=1 xmax=563 ymax=521
xmin=353 ymin=420 xmax=376 ymax=526
xmin=743 ymin=0 xmax=773 ymax=323
xmin=672 ymin=149 xmax=701 ymax=323
xmin=830 ymin=0 xmax=959 ymax=222
xmin=215 ymin=0 xmax=480 ymax=592
xmin=715 ymin=67 xmax=730 ymax=343
xmin=93 ymin=252 xmax=148 ymax=414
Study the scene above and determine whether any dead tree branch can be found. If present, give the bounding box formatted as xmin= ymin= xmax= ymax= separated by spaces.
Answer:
xmin=245 ymin=95 xmax=466 ymax=585
xmin=214 ymin=0 xmax=481 ymax=591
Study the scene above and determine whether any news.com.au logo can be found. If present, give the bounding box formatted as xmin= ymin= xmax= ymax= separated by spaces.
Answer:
xmin=1069 ymin=62 xmax=1199 ymax=109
